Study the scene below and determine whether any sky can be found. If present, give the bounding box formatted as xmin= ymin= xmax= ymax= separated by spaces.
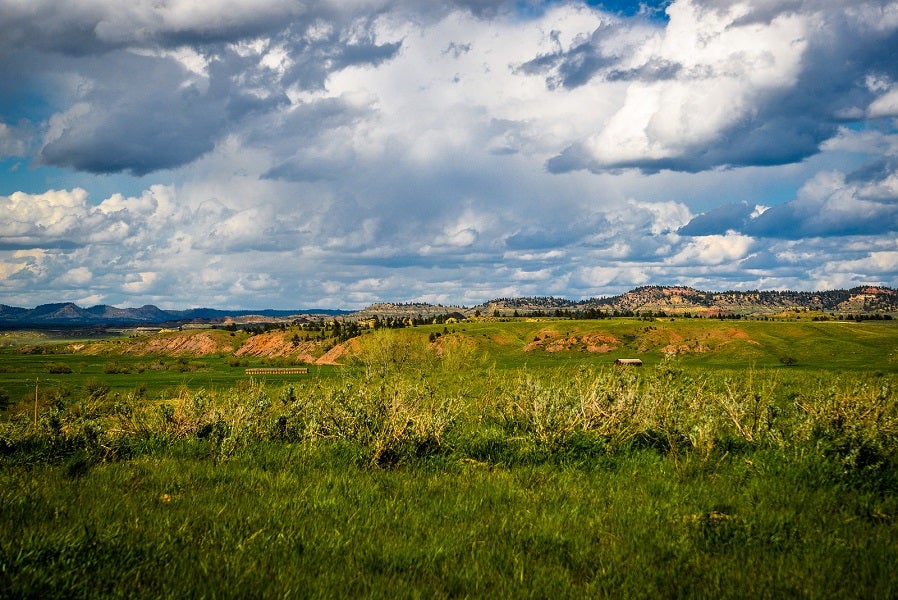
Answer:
xmin=1 ymin=0 xmax=897 ymax=310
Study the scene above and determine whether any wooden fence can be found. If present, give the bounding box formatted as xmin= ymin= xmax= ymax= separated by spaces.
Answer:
xmin=244 ymin=367 xmax=309 ymax=375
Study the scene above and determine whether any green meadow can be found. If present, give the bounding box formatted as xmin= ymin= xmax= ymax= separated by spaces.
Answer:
xmin=1 ymin=318 xmax=897 ymax=597
xmin=2 ymin=318 xmax=895 ymax=404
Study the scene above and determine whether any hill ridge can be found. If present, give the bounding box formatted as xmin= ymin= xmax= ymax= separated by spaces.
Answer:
xmin=1 ymin=286 xmax=895 ymax=325
xmin=356 ymin=286 xmax=898 ymax=319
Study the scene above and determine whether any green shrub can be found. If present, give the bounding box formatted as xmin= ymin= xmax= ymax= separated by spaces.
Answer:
xmin=103 ymin=361 xmax=131 ymax=374
xmin=82 ymin=378 xmax=109 ymax=401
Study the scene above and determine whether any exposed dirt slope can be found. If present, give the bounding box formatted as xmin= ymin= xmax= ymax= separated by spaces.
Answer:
xmin=518 ymin=326 xmax=760 ymax=356
xmin=81 ymin=331 xmax=236 ymax=356
xmin=639 ymin=327 xmax=759 ymax=355
xmin=233 ymin=331 xmax=322 ymax=363
xmin=523 ymin=330 xmax=620 ymax=353
xmin=81 ymin=329 xmax=341 ymax=362
xmin=316 ymin=338 xmax=363 ymax=365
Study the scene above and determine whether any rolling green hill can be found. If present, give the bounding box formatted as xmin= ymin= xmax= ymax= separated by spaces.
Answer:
xmin=1 ymin=318 xmax=895 ymax=410
xmin=424 ymin=318 xmax=898 ymax=372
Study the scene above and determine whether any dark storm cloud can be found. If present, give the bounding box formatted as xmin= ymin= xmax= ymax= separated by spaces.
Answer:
xmin=516 ymin=24 xmax=621 ymax=89
xmin=1 ymin=1 xmax=404 ymax=176
xmin=279 ymin=23 xmax=402 ymax=91
xmin=682 ymin=167 xmax=898 ymax=240
xmin=36 ymin=51 xmax=227 ymax=175
xmin=745 ymin=198 xmax=898 ymax=238
xmin=0 ymin=1 xmax=307 ymax=56
xmin=517 ymin=20 xmax=678 ymax=90
xmin=677 ymin=201 xmax=755 ymax=236
xmin=0 ymin=2 xmax=114 ymax=56
xmin=446 ymin=0 xmax=508 ymax=17
xmin=845 ymin=157 xmax=898 ymax=185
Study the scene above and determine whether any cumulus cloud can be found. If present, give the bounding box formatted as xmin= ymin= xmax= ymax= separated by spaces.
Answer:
xmin=122 ymin=272 xmax=159 ymax=294
xmin=0 ymin=186 xmax=178 ymax=249
xmin=543 ymin=0 xmax=898 ymax=173
xmin=0 ymin=186 xmax=184 ymax=303
xmin=677 ymin=201 xmax=758 ymax=236
xmin=745 ymin=170 xmax=898 ymax=238
xmin=0 ymin=0 xmax=305 ymax=54
xmin=10 ymin=0 xmax=898 ymax=177
xmin=0 ymin=188 xmax=92 ymax=248
xmin=5 ymin=1 xmax=404 ymax=175
xmin=681 ymin=165 xmax=898 ymax=240
xmin=55 ymin=266 xmax=93 ymax=287
xmin=667 ymin=232 xmax=754 ymax=266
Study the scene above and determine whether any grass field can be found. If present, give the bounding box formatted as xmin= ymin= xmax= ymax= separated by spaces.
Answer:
xmin=1 ymin=319 xmax=897 ymax=597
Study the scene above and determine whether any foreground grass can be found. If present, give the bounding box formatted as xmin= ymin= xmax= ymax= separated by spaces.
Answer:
xmin=3 ymin=441 xmax=897 ymax=599
xmin=2 ymin=328 xmax=897 ymax=597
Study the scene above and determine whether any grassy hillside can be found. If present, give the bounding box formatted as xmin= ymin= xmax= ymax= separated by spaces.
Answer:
xmin=1 ymin=318 xmax=895 ymax=413
xmin=422 ymin=318 xmax=898 ymax=371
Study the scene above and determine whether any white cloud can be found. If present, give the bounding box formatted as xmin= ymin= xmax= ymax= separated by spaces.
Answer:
xmin=0 ymin=259 xmax=26 ymax=281
xmin=576 ymin=265 xmax=651 ymax=290
xmin=230 ymin=272 xmax=279 ymax=296
xmin=822 ymin=249 xmax=898 ymax=277
xmin=0 ymin=121 xmax=28 ymax=156
xmin=867 ymin=85 xmax=898 ymax=119
xmin=76 ymin=293 xmax=106 ymax=306
xmin=0 ymin=186 xmax=183 ymax=249
xmin=667 ymin=232 xmax=754 ymax=266
xmin=122 ymin=271 xmax=159 ymax=294
xmin=0 ymin=188 xmax=90 ymax=240
xmin=745 ymin=170 xmax=898 ymax=238
xmin=55 ymin=266 xmax=92 ymax=286
xmin=510 ymin=267 xmax=554 ymax=282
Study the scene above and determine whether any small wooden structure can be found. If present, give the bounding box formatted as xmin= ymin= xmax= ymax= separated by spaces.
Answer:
xmin=245 ymin=367 xmax=309 ymax=375
xmin=614 ymin=358 xmax=643 ymax=366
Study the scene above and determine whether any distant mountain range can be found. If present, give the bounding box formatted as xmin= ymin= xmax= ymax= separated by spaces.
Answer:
xmin=1 ymin=286 xmax=896 ymax=326
xmin=0 ymin=302 xmax=349 ymax=327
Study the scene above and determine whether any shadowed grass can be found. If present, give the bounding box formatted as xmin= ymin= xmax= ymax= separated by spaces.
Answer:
xmin=2 ymin=442 xmax=897 ymax=599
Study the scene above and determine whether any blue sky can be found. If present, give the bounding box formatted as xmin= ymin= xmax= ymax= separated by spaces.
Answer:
xmin=1 ymin=0 xmax=897 ymax=309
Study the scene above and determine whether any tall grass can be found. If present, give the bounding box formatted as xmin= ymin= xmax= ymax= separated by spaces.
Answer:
xmin=2 ymin=337 xmax=896 ymax=472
